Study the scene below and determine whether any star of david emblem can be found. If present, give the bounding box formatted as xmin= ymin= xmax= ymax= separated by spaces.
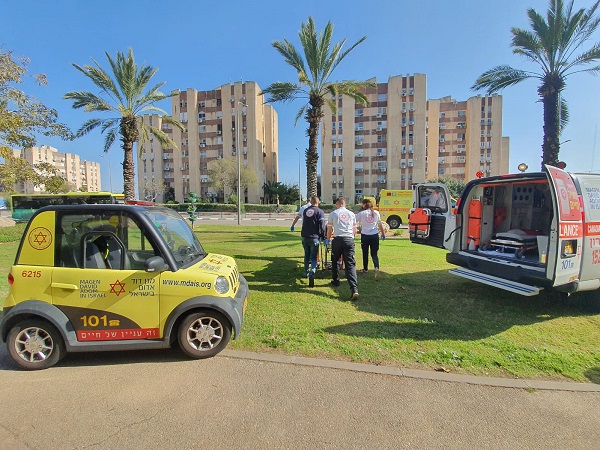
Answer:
xmin=28 ymin=227 xmax=52 ymax=250
xmin=209 ymin=259 xmax=222 ymax=265
xmin=109 ymin=279 xmax=126 ymax=296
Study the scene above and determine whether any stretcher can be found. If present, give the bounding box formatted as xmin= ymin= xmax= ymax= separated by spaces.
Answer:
xmin=319 ymin=240 xmax=343 ymax=271
xmin=483 ymin=229 xmax=539 ymax=259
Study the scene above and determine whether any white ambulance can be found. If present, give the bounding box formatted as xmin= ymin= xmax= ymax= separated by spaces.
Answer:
xmin=408 ymin=165 xmax=600 ymax=297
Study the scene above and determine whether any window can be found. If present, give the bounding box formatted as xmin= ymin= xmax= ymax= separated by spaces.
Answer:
xmin=458 ymin=110 xmax=466 ymax=117
xmin=457 ymin=144 xmax=466 ymax=153
xmin=338 ymin=121 xmax=343 ymax=130
xmin=198 ymin=113 xmax=205 ymax=122
xmin=458 ymin=133 xmax=465 ymax=141
xmin=378 ymin=93 xmax=387 ymax=102
xmin=332 ymin=122 xmax=336 ymax=131
xmin=355 ymin=123 xmax=364 ymax=131
xmin=199 ymin=101 xmax=205 ymax=108
xmin=355 ymin=109 xmax=363 ymax=117
xmin=377 ymin=148 xmax=386 ymax=157
xmin=440 ymin=112 xmax=446 ymax=118
xmin=438 ymin=157 xmax=445 ymax=164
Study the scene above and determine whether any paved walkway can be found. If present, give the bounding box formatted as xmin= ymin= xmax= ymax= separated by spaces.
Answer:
xmin=223 ymin=349 xmax=600 ymax=392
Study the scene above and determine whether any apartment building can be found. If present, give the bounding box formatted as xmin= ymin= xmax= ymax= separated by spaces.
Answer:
xmin=320 ymin=74 xmax=510 ymax=204
xmin=139 ymin=81 xmax=278 ymax=203
xmin=12 ymin=145 xmax=101 ymax=193
xmin=321 ymin=74 xmax=428 ymax=203
xmin=427 ymin=95 xmax=509 ymax=181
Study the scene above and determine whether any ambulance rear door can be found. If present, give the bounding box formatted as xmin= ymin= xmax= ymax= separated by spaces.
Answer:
xmin=409 ymin=183 xmax=456 ymax=251
xmin=546 ymin=165 xmax=583 ymax=288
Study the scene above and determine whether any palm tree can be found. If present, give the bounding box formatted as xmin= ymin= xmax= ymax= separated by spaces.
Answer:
xmin=471 ymin=0 xmax=600 ymax=169
xmin=65 ymin=49 xmax=184 ymax=201
xmin=261 ymin=17 xmax=372 ymax=198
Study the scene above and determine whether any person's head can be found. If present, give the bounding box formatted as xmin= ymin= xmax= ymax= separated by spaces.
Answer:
xmin=335 ymin=197 xmax=346 ymax=208
xmin=362 ymin=199 xmax=373 ymax=210
xmin=310 ymin=195 xmax=320 ymax=206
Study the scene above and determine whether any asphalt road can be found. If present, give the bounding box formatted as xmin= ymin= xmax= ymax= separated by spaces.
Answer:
xmin=0 ymin=345 xmax=598 ymax=449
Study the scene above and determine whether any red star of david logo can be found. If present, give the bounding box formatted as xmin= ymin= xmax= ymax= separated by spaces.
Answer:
xmin=109 ymin=279 xmax=126 ymax=296
xmin=28 ymin=227 xmax=52 ymax=250
xmin=393 ymin=200 xmax=400 ymax=205
xmin=209 ymin=259 xmax=222 ymax=265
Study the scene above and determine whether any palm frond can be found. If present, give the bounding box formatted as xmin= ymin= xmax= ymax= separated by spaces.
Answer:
xmin=564 ymin=44 xmax=600 ymax=73
xmin=161 ymin=115 xmax=186 ymax=132
xmin=559 ymin=95 xmax=569 ymax=134
xmin=294 ymin=105 xmax=307 ymax=126
xmin=261 ymin=82 xmax=305 ymax=103
xmin=471 ymin=65 xmax=535 ymax=93
xmin=331 ymin=36 xmax=367 ymax=75
xmin=272 ymin=39 xmax=307 ymax=76
xmin=75 ymin=118 xmax=105 ymax=137
xmin=100 ymin=118 xmax=119 ymax=134
xmin=63 ymin=91 xmax=115 ymax=112
xmin=102 ymin=128 xmax=118 ymax=153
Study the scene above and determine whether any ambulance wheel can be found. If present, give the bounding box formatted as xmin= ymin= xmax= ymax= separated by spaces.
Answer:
xmin=7 ymin=319 xmax=65 ymax=370
xmin=387 ymin=216 xmax=401 ymax=229
xmin=178 ymin=311 xmax=232 ymax=359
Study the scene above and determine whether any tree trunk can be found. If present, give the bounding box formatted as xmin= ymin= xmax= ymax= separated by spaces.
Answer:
xmin=306 ymin=98 xmax=324 ymax=199
xmin=539 ymin=75 xmax=564 ymax=170
xmin=120 ymin=116 xmax=139 ymax=201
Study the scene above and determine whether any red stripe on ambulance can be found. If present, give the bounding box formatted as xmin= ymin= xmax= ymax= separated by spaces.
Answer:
xmin=585 ymin=222 xmax=600 ymax=236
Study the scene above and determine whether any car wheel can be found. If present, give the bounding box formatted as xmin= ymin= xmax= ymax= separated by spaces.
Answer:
xmin=387 ymin=217 xmax=401 ymax=229
xmin=7 ymin=320 xmax=65 ymax=370
xmin=178 ymin=311 xmax=232 ymax=359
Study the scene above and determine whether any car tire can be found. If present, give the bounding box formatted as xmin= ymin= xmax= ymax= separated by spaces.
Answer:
xmin=178 ymin=311 xmax=232 ymax=359
xmin=7 ymin=319 xmax=65 ymax=370
xmin=387 ymin=216 xmax=401 ymax=229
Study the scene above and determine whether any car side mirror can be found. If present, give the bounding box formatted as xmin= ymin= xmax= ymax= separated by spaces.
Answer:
xmin=144 ymin=256 xmax=169 ymax=273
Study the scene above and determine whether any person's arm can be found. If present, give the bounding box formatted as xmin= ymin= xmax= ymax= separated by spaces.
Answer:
xmin=326 ymin=222 xmax=333 ymax=241
xmin=290 ymin=213 xmax=301 ymax=231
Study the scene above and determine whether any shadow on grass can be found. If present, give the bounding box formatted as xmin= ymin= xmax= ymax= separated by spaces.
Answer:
xmin=584 ymin=367 xmax=600 ymax=384
xmin=208 ymin=229 xmax=599 ymax=342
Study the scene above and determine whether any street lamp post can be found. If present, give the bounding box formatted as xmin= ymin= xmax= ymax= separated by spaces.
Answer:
xmin=236 ymin=101 xmax=247 ymax=225
xmin=295 ymin=148 xmax=302 ymax=209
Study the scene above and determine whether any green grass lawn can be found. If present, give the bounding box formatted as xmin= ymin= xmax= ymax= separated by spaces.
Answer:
xmin=1 ymin=223 xmax=599 ymax=382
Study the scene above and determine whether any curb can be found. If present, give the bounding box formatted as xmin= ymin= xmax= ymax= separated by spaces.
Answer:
xmin=221 ymin=349 xmax=600 ymax=392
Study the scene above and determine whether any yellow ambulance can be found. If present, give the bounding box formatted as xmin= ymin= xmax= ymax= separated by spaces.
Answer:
xmin=1 ymin=203 xmax=248 ymax=370
xmin=365 ymin=190 xmax=413 ymax=229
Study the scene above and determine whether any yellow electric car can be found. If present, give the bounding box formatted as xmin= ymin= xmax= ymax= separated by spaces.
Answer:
xmin=1 ymin=203 xmax=248 ymax=370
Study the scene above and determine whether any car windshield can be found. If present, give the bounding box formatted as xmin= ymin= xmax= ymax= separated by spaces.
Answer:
xmin=146 ymin=208 xmax=206 ymax=265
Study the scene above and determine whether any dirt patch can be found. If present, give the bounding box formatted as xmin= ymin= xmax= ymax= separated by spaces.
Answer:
xmin=0 ymin=216 xmax=16 ymax=227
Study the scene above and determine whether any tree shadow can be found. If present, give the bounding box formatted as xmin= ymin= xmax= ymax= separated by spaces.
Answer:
xmin=584 ymin=367 xmax=600 ymax=384
xmin=322 ymin=268 xmax=599 ymax=342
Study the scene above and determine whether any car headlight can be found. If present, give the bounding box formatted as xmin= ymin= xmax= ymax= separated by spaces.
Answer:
xmin=214 ymin=276 xmax=230 ymax=294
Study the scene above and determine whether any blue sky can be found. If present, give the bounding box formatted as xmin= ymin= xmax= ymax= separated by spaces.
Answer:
xmin=3 ymin=0 xmax=600 ymax=195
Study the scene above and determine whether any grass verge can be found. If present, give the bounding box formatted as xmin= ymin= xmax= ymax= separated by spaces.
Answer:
xmin=0 ymin=223 xmax=598 ymax=382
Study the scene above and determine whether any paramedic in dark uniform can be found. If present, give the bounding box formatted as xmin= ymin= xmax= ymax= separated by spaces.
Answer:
xmin=327 ymin=197 xmax=359 ymax=301
xmin=301 ymin=195 xmax=326 ymax=287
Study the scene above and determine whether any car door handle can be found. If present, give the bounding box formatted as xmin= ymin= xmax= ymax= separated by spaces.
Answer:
xmin=51 ymin=283 xmax=79 ymax=290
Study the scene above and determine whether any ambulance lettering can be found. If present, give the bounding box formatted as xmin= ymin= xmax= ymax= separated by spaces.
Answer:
xmin=559 ymin=223 xmax=582 ymax=238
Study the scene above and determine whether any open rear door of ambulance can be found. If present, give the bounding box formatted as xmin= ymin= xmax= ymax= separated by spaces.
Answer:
xmin=409 ymin=183 xmax=456 ymax=250
xmin=546 ymin=165 xmax=583 ymax=291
